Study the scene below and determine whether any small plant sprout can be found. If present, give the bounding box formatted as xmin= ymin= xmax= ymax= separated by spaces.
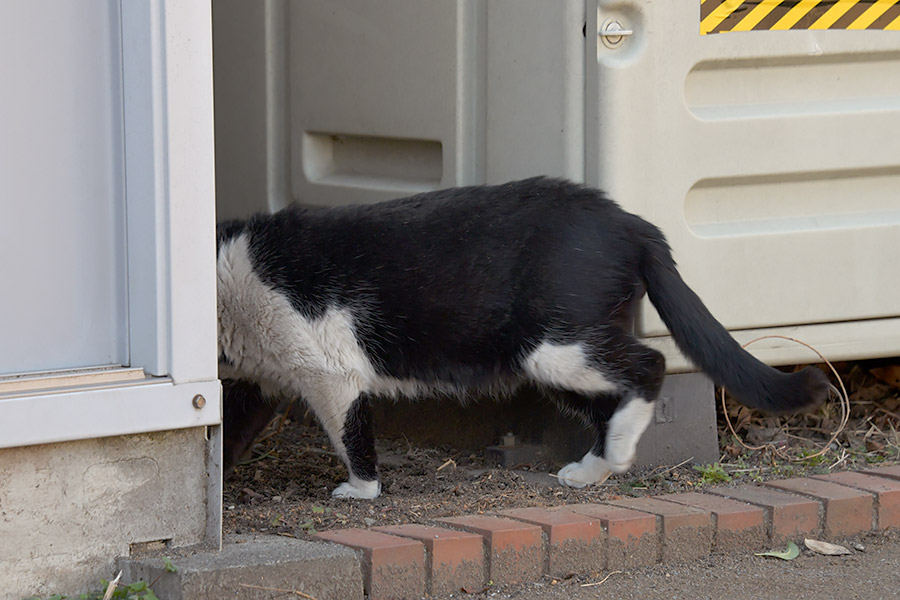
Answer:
xmin=692 ymin=463 xmax=732 ymax=485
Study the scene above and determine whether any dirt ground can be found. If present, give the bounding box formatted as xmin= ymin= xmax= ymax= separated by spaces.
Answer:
xmin=223 ymin=360 xmax=900 ymax=539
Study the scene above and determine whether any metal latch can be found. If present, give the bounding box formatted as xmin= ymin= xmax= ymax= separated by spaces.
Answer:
xmin=600 ymin=19 xmax=633 ymax=48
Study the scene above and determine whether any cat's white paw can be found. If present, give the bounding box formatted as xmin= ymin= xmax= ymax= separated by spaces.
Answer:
xmin=556 ymin=453 xmax=613 ymax=489
xmin=331 ymin=479 xmax=381 ymax=499
xmin=556 ymin=462 xmax=589 ymax=488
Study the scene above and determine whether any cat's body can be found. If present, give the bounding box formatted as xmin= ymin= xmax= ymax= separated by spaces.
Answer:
xmin=218 ymin=177 xmax=828 ymax=498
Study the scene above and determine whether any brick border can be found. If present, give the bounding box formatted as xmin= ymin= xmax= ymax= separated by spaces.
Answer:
xmin=314 ymin=469 xmax=900 ymax=600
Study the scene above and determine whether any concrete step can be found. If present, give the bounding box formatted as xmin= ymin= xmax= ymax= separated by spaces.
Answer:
xmin=117 ymin=534 xmax=363 ymax=600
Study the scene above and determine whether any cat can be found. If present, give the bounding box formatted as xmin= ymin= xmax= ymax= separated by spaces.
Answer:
xmin=217 ymin=177 xmax=828 ymax=499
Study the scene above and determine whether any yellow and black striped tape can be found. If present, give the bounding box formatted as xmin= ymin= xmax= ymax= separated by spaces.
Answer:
xmin=701 ymin=0 xmax=900 ymax=34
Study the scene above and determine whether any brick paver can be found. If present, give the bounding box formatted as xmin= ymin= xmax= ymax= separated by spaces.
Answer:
xmin=765 ymin=477 xmax=874 ymax=536
xmin=315 ymin=528 xmax=425 ymax=600
xmin=811 ymin=472 xmax=900 ymax=530
xmin=498 ymin=506 xmax=605 ymax=576
xmin=608 ymin=497 xmax=713 ymax=563
xmin=374 ymin=524 xmax=484 ymax=595
xmin=663 ymin=492 xmax=768 ymax=551
xmin=436 ymin=515 xmax=542 ymax=584
xmin=566 ymin=503 xmax=659 ymax=569
xmin=310 ymin=469 xmax=900 ymax=599
xmin=708 ymin=484 xmax=820 ymax=541
xmin=864 ymin=465 xmax=900 ymax=481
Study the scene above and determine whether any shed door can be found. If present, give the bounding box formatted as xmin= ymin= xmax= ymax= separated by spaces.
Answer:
xmin=587 ymin=1 xmax=900 ymax=337
xmin=0 ymin=1 xmax=127 ymax=375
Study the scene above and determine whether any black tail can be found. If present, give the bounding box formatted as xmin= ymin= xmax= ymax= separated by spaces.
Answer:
xmin=639 ymin=227 xmax=829 ymax=413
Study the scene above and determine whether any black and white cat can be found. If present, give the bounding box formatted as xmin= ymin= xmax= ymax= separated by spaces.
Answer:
xmin=217 ymin=177 xmax=828 ymax=499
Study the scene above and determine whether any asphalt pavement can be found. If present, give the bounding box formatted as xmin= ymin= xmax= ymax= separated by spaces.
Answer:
xmin=457 ymin=528 xmax=900 ymax=600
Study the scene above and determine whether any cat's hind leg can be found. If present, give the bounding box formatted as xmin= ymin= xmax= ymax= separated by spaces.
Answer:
xmin=524 ymin=332 xmax=665 ymax=488
xmin=550 ymin=390 xmax=619 ymax=488
xmin=557 ymin=395 xmax=657 ymax=488
xmin=569 ymin=334 xmax=664 ymax=486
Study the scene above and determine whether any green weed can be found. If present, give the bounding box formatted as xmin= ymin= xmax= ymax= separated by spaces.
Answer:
xmin=26 ymin=558 xmax=174 ymax=600
xmin=796 ymin=450 xmax=827 ymax=468
xmin=692 ymin=463 xmax=732 ymax=485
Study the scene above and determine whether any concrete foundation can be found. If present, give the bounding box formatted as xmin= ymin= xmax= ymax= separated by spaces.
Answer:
xmin=634 ymin=373 xmax=719 ymax=468
xmin=0 ymin=427 xmax=216 ymax=600
xmin=372 ymin=372 xmax=719 ymax=470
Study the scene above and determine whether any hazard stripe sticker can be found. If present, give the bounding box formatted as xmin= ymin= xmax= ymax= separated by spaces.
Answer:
xmin=701 ymin=0 xmax=900 ymax=34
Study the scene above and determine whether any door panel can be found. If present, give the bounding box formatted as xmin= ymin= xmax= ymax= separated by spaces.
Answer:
xmin=0 ymin=1 xmax=127 ymax=374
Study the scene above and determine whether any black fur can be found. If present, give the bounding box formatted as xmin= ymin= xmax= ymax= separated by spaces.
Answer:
xmin=341 ymin=394 xmax=378 ymax=482
xmin=221 ymin=379 xmax=276 ymax=474
xmin=223 ymin=178 xmax=649 ymax=385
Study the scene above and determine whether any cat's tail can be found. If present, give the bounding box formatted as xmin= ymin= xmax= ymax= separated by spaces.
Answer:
xmin=638 ymin=222 xmax=829 ymax=414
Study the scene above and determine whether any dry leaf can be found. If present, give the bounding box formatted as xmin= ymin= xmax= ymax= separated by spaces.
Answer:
xmin=865 ymin=438 xmax=885 ymax=452
xmin=755 ymin=541 xmax=800 ymax=560
xmin=804 ymin=538 xmax=851 ymax=556
xmin=870 ymin=365 xmax=900 ymax=388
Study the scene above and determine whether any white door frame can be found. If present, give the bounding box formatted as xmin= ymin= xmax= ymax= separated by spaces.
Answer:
xmin=0 ymin=0 xmax=219 ymax=450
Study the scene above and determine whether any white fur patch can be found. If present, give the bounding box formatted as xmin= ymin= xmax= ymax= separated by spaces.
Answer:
xmin=557 ymin=452 xmax=614 ymax=488
xmin=557 ymin=397 xmax=655 ymax=488
xmin=522 ymin=342 xmax=617 ymax=394
xmin=218 ymin=234 xmax=370 ymax=422
xmin=604 ymin=397 xmax=655 ymax=472
xmin=332 ymin=478 xmax=382 ymax=499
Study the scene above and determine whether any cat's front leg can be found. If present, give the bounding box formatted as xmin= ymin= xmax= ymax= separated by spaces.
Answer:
xmin=332 ymin=477 xmax=382 ymax=499
xmin=557 ymin=452 xmax=614 ymax=488
xmin=331 ymin=392 xmax=381 ymax=498
xmin=221 ymin=379 xmax=278 ymax=474
xmin=305 ymin=383 xmax=382 ymax=499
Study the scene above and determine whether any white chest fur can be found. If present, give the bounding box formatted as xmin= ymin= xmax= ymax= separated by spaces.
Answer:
xmin=217 ymin=233 xmax=461 ymax=402
xmin=218 ymin=234 xmax=374 ymax=395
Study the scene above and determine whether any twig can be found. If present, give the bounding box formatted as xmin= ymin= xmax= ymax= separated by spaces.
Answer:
xmin=238 ymin=583 xmax=319 ymax=600
xmin=580 ymin=570 xmax=623 ymax=587
xmin=828 ymin=448 xmax=848 ymax=470
xmin=437 ymin=458 xmax=457 ymax=472
xmin=647 ymin=456 xmax=693 ymax=478
xmin=301 ymin=446 xmax=339 ymax=457
xmin=781 ymin=427 xmax=836 ymax=437
xmin=721 ymin=335 xmax=849 ymax=463
xmin=549 ymin=470 xmax=613 ymax=487
xmin=876 ymin=407 xmax=900 ymax=422
xmin=238 ymin=448 xmax=276 ymax=466
xmin=257 ymin=403 xmax=294 ymax=443
xmin=102 ymin=571 xmax=122 ymax=600
xmin=865 ymin=421 xmax=885 ymax=437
